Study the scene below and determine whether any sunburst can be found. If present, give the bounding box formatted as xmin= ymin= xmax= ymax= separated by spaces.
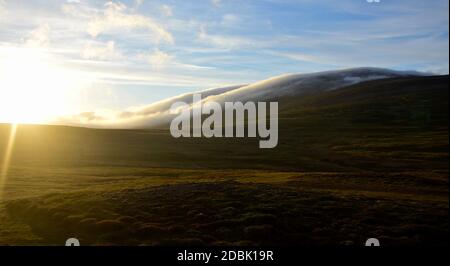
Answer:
xmin=0 ymin=123 xmax=18 ymax=200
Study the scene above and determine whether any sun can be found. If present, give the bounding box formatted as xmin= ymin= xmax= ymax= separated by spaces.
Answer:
xmin=0 ymin=47 xmax=79 ymax=124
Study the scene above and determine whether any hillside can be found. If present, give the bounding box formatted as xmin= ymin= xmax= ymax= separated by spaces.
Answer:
xmin=58 ymin=67 xmax=422 ymax=128
xmin=2 ymin=75 xmax=448 ymax=172
xmin=0 ymin=75 xmax=448 ymax=246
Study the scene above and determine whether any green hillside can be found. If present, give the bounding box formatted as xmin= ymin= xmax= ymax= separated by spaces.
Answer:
xmin=1 ymin=75 xmax=447 ymax=172
xmin=0 ymin=75 xmax=448 ymax=246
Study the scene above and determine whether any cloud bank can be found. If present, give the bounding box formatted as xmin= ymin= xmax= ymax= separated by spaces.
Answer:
xmin=55 ymin=67 xmax=423 ymax=129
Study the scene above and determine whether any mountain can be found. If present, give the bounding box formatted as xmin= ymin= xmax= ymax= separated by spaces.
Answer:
xmin=5 ymin=74 xmax=447 ymax=172
xmin=198 ymin=67 xmax=423 ymax=104
xmin=58 ymin=67 xmax=425 ymax=128
xmin=1 ymin=74 xmax=447 ymax=246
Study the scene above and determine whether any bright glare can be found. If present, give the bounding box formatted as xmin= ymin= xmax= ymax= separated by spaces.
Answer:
xmin=0 ymin=47 xmax=81 ymax=124
xmin=0 ymin=123 xmax=17 ymax=200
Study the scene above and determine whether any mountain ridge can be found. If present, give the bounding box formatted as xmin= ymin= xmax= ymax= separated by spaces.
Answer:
xmin=57 ymin=67 xmax=427 ymax=129
xmin=1 ymin=74 xmax=447 ymax=172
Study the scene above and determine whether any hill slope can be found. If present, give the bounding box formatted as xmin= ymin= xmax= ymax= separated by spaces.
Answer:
xmin=1 ymin=75 xmax=447 ymax=172
xmin=0 ymin=75 xmax=448 ymax=246
xmin=58 ymin=67 xmax=423 ymax=128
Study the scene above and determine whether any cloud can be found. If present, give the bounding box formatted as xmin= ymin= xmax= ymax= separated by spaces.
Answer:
xmin=0 ymin=0 xmax=5 ymax=16
xmin=211 ymin=0 xmax=221 ymax=7
xmin=76 ymin=112 xmax=106 ymax=122
xmin=81 ymin=40 xmax=122 ymax=61
xmin=144 ymin=48 xmax=174 ymax=70
xmin=138 ymin=49 xmax=216 ymax=71
xmin=273 ymin=51 xmax=329 ymax=65
xmin=221 ymin=14 xmax=239 ymax=27
xmin=25 ymin=24 xmax=51 ymax=47
xmin=0 ymin=0 xmax=447 ymax=123
xmin=55 ymin=67 xmax=414 ymax=129
xmin=197 ymin=26 xmax=256 ymax=49
xmin=272 ymin=31 xmax=449 ymax=73
xmin=160 ymin=5 xmax=173 ymax=17
xmin=135 ymin=0 xmax=144 ymax=8
xmin=56 ymin=84 xmax=243 ymax=128
xmin=59 ymin=54 xmax=239 ymax=88
xmin=86 ymin=1 xmax=174 ymax=44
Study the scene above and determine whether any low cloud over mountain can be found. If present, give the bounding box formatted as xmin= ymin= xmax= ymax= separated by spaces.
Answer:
xmin=57 ymin=67 xmax=425 ymax=129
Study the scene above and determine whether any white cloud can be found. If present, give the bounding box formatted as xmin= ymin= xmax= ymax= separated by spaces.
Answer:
xmin=145 ymin=49 xmax=173 ymax=70
xmin=211 ymin=0 xmax=221 ymax=7
xmin=160 ymin=4 xmax=173 ymax=17
xmin=221 ymin=14 xmax=239 ymax=27
xmin=0 ymin=0 xmax=5 ymax=16
xmin=56 ymin=67 xmax=412 ymax=129
xmin=198 ymin=26 xmax=256 ymax=49
xmin=272 ymin=31 xmax=449 ymax=73
xmin=0 ymin=0 xmax=446 ymax=125
xmin=138 ymin=49 xmax=214 ymax=71
xmin=273 ymin=51 xmax=328 ymax=65
xmin=56 ymin=84 xmax=244 ymax=128
xmin=135 ymin=0 xmax=144 ymax=8
xmin=60 ymin=55 xmax=239 ymax=88
xmin=82 ymin=40 xmax=122 ymax=61
xmin=25 ymin=24 xmax=51 ymax=47
xmin=86 ymin=1 xmax=174 ymax=44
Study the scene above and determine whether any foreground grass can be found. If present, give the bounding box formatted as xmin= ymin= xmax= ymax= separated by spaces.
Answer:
xmin=1 ymin=167 xmax=448 ymax=246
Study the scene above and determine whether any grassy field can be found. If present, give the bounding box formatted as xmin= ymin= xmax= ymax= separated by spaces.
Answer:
xmin=0 ymin=76 xmax=448 ymax=246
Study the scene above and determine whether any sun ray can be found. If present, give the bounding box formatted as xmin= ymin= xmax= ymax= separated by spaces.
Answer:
xmin=0 ymin=47 xmax=84 ymax=124
xmin=0 ymin=123 xmax=18 ymax=200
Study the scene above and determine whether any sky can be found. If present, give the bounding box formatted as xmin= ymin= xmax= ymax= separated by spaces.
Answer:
xmin=0 ymin=0 xmax=448 ymax=124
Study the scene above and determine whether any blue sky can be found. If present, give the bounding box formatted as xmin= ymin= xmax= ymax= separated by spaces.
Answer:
xmin=0 ymin=0 xmax=448 ymax=122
